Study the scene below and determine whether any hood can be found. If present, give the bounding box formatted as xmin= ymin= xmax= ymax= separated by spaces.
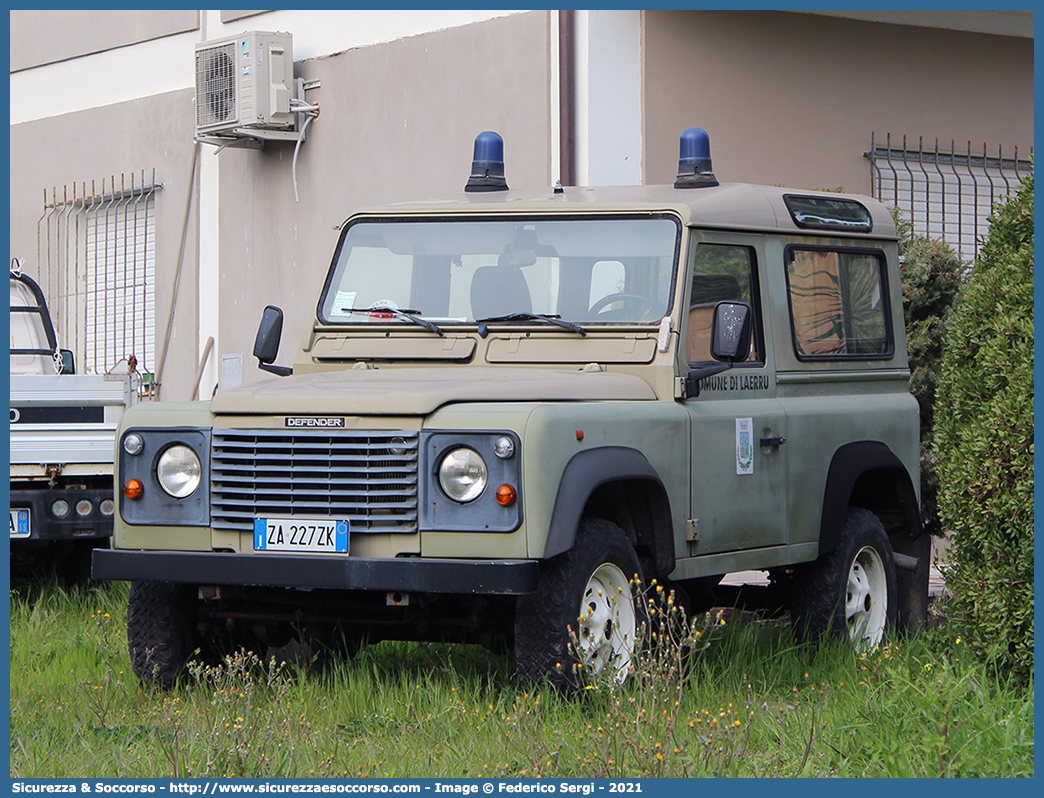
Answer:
xmin=209 ymin=366 xmax=656 ymax=416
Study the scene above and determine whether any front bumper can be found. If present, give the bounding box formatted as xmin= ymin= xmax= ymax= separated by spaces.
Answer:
xmin=92 ymin=549 xmax=539 ymax=595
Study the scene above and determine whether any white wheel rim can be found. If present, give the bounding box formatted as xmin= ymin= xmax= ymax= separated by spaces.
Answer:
xmin=846 ymin=545 xmax=887 ymax=650
xmin=578 ymin=562 xmax=637 ymax=681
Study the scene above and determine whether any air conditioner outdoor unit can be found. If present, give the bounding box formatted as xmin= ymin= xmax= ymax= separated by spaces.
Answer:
xmin=195 ymin=31 xmax=294 ymax=136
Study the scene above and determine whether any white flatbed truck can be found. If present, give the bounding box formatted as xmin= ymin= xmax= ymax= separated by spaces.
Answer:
xmin=9 ymin=267 xmax=139 ymax=577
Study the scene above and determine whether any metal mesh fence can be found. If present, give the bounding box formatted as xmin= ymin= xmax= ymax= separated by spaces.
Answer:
xmin=867 ymin=133 xmax=1032 ymax=264
xmin=35 ymin=171 xmax=160 ymax=386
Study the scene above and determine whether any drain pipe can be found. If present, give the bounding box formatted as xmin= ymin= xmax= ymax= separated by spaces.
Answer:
xmin=191 ymin=336 xmax=214 ymax=400
xmin=558 ymin=9 xmax=576 ymax=187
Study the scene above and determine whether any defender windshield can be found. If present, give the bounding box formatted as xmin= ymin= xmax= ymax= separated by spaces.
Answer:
xmin=318 ymin=216 xmax=680 ymax=327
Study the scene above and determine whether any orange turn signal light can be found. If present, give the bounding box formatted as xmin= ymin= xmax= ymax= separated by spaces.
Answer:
xmin=123 ymin=478 xmax=145 ymax=500
xmin=495 ymin=484 xmax=517 ymax=507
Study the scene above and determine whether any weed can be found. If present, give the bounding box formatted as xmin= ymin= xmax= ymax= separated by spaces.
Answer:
xmin=77 ymin=609 xmax=128 ymax=730
xmin=496 ymin=582 xmax=795 ymax=777
xmin=8 ymin=579 xmax=1034 ymax=778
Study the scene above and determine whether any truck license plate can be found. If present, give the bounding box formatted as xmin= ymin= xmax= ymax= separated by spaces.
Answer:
xmin=253 ymin=517 xmax=349 ymax=554
xmin=10 ymin=508 xmax=31 ymax=538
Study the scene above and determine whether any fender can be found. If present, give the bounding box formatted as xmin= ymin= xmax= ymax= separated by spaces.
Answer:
xmin=543 ymin=446 xmax=674 ymax=575
xmin=819 ymin=440 xmax=922 ymax=556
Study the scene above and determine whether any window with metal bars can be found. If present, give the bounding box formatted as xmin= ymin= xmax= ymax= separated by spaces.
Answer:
xmin=866 ymin=134 xmax=1032 ymax=263
xmin=35 ymin=171 xmax=160 ymax=381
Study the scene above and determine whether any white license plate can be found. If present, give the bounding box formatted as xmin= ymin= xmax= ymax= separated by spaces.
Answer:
xmin=10 ymin=508 xmax=31 ymax=538
xmin=253 ymin=517 xmax=349 ymax=554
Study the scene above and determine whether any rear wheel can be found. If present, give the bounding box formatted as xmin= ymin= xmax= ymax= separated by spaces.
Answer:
xmin=515 ymin=518 xmax=644 ymax=689
xmin=57 ymin=539 xmax=102 ymax=587
xmin=845 ymin=545 xmax=890 ymax=646
xmin=789 ymin=508 xmax=897 ymax=651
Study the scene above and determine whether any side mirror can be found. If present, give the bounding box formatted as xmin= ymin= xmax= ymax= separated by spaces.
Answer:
xmin=253 ymin=306 xmax=292 ymax=377
xmin=685 ymin=301 xmax=752 ymax=397
xmin=58 ymin=349 xmax=75 ymax=374
xmin=710 ymin=301 xmax=752 ymax=363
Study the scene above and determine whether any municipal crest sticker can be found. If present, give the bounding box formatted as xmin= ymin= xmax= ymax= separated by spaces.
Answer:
xmin=736 ymin=417 xmax=754 ymax=475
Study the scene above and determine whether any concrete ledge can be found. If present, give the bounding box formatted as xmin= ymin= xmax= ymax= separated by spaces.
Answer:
xmin=720 ymin=567 xmax=946 ymax=597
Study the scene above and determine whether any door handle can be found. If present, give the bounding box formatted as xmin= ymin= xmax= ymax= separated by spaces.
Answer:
xmin=759 ymin=436 xmax=786 ymax=447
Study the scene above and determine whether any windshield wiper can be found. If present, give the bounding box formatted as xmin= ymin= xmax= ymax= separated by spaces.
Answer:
xmin=339 ymin=306 xmax=444 ymax=336
xmin=475 ymin=312 xmax=586 ymax=337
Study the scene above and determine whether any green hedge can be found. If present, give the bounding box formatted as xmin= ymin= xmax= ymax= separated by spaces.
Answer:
xmin=894 ymin=209 xmax=965 ymax=536
xmin=933 ymin=170 xmax=1034 ymax=680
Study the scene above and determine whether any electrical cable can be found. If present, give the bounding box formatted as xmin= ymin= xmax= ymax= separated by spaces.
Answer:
xmin=290 ymin=98 xmax=320 ymax=203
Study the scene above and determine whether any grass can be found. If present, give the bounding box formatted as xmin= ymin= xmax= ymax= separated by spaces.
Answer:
xmin=8 ymin=575 xmax=1034 ymax=779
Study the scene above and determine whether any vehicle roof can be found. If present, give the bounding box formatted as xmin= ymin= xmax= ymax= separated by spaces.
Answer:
xmin=347 ymin=182 xmax=898 ymax=240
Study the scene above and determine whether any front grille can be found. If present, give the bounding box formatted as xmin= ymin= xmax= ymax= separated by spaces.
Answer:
xmin=210 ymin=430 xmax=419 ymax=534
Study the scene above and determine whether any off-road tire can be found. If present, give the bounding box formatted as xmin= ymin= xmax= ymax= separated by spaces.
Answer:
xmin=789 ymin=508 xmax=897 ymax=650
xmin=127 ymin=581 xmax=197 ymax=690
xmin=515 ymin=517 xmax=644 ymax=690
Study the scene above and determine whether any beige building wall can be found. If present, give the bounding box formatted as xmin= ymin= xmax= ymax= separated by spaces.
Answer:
xmin=9 ymin=11 xmax=551 ymax=399
xmin=8 ymin=90 xmax=202 ymax=397
xmin=214 ymin=11 xmax=552 ymax=380
xmin=9 ymin=9 xmax=199 ymax=70
xmin=641 ymin=11 xmax=1034 ymax=193
xmin=10 ymin=10 xmax=1030 ymax=399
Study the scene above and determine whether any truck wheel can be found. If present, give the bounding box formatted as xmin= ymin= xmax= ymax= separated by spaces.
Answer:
xmin=515 ymin=518 xmax=644 ymax=689
xmin=59 ymin=539 xmax=102 ymax=588
xmin=127 ymin=581 xmax=197 ymax=690
xmin=790 ymin=508 xmax=897 ymax=651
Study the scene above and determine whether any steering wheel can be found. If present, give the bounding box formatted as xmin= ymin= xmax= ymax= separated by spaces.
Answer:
xmin=588 ymin=292 xmax=663 ymax=317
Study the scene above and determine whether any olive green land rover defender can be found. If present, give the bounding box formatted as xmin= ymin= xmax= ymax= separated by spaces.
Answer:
xmin=94 ymin=129 xmax=929 ymax=688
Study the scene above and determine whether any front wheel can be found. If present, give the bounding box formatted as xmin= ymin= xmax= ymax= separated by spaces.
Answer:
xmin=127 ymin=581 xmax=198 ymax=690
xmin=789 ymin=508 xmax=897 ymax=651
xmin=515 ymin=518 xmax=645 ymax=689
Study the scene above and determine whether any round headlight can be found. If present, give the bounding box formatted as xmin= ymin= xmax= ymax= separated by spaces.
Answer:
xmin=157 ymin=444 xmax=202 ymax=498
xmin=438 ymin=447 xmax=488 ymax=503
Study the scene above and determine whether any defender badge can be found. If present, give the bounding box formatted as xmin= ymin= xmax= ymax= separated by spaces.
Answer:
xmin=284 ymin=417 xmax=345 ymax=428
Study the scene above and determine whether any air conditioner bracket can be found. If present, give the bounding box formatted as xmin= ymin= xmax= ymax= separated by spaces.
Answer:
xmin=196 ymin=127 xmax=308 ymax=150
xmin=195 ymin=78 xmax=311 ymax=151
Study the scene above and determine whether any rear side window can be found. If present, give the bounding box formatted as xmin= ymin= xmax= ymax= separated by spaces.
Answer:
xmin=785 ymin=247 xmax=892 ymax=359
xmin=783 ymin=194 xmax=873 ymax=233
